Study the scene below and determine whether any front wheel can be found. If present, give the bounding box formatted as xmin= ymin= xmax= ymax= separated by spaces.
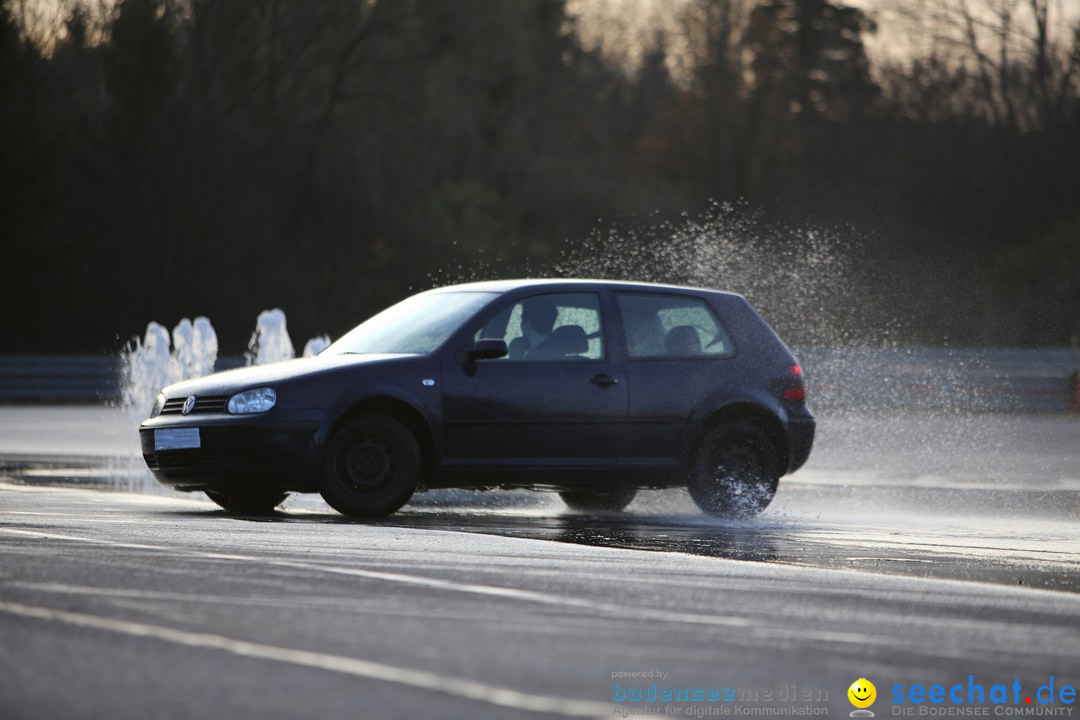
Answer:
xmin=559 ymin=487 xmax=637 ymax=513
xmin=205 ymin=489 xmax=287 ymax=514
xmin=321 ymin=414 xmax=421 ymax=518
xmin=688 ymin=421 xmax=779 ymax=518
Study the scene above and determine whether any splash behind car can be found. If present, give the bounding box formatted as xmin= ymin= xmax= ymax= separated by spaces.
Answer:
xmin=140 ymin=280 xmax=814 ymax=517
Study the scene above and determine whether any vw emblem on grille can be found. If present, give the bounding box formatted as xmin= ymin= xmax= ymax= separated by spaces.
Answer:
xmin=181 ymin=396 xmax=196 ymax=415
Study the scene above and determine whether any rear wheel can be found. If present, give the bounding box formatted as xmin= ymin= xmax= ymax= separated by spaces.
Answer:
xmin=559 ymin=487 xmax=637 ymax=513
xmin=205 ymin=489 xmax=287 ymax=514
xmin=689 ymin=421 xmax=779 ymax=518
xmin=321 ymin=414 xmax=421 ymax=518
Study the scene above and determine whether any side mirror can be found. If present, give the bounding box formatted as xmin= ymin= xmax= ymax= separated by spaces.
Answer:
xmin=465 ymin=338 xmax=508 ymax=363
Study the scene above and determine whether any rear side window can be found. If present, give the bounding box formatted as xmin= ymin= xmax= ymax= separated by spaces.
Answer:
xmin=616 ymin=293 xmax=735 ymax=359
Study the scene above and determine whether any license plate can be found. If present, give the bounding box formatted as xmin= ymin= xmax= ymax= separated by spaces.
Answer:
xmin=154 ymin=428 xmax=201 ymax=451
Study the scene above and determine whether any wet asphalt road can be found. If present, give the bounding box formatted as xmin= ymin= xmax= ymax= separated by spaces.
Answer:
xmin=2 ymin=406 xmax=1079 ymax=718
xmin=2 ymin=481 xmax=1079 ymax=719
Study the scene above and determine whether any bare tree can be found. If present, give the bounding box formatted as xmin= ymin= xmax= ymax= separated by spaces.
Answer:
xmin=880 ymin=0 xmax=1080 ymax=130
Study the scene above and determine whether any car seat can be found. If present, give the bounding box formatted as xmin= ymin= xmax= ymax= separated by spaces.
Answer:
xmin=529 ymin=325 xmax=589 ymax=359
xmin=664 ymin=325 xmax=702 ymax=356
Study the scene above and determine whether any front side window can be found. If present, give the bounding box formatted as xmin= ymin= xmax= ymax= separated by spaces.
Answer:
xmin=616 ymin=293 xmax=735 ymax=359
xmin=473 ymin=292 xmax=604 ymax=361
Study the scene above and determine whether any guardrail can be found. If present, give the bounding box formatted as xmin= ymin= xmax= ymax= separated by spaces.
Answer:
xmin=0 ymin=355 xmax=122 ymax=403
xmin=795 ymin=347 xmax=1080 ymax=414
xmin=0 ymin=355 xmax=244 ymax=404
xmin=0 ymin=349 xmax=1078 ymax=413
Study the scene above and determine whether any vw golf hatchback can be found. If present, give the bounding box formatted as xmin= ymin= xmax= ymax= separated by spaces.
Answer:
xmin=141 ymin=280 xmax=815 ymax=517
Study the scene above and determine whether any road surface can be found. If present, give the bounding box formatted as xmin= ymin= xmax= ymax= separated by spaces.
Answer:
xmin=1 ymin=407 xmax=1078 ymax=718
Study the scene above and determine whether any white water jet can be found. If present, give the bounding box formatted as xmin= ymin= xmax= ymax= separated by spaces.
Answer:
xmin=121 ymin=322 xmax=178 ymax=421
xmin=119 ymin=319 xmax=221 ymax=491
xmin=303 ymin=334 xmax=331 ymax=357
xmin=117 ymin=309 xmax=327 ymax=492
xmin=173 ymin=316 xmax=218 ymax=379
xmin=247 ymin=309 xmax=295 ymax=366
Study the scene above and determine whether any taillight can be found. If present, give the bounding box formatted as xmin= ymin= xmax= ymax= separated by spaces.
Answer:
xmin=782 ymin=364 xmax=806 ymax=401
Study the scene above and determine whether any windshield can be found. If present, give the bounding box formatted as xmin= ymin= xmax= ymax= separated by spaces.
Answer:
xmin=323 ymin=291 xmax=497 ymax=356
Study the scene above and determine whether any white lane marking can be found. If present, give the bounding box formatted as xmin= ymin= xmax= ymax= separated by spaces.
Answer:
xmin=8 ymin=526 xmax=1042 ymax=658
xmin=11 ymin=527 xmax=1077 ymax=657
xmin=0 ymin=600 xmax=610 ymax=718
xmin=3 ymin=511 xmax=78 ymax=516
xmin=0 ymin=527 xmax=169 ymax=552
xmin=0 ymin=482 xmax=202 ymax=506
xmin=6 ymin=582 xmax=589 ymax=626
xmin=0 ymin=527 xmax=757 ymax=631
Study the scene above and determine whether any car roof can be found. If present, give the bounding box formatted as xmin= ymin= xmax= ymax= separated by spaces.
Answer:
xmin=426 ymin=278 xmax=744 ymax=300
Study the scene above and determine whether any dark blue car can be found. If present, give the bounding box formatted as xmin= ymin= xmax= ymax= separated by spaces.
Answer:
xmin=140 ymin=280 xmax=814 ymax=517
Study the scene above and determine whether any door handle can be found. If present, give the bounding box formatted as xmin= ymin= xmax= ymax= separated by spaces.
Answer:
xmin=591 ymin=373 xmax=619 ymax=388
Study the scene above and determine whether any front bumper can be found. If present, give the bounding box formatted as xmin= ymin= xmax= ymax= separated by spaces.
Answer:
xmin=139 ymin=411 xmax=324 ymax=493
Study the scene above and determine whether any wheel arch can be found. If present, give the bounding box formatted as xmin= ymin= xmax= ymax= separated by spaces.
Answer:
xmin=697 ymin=403 xmax=789 ymax=474
xmin=327 ymin=396 xmax=438 ymax=487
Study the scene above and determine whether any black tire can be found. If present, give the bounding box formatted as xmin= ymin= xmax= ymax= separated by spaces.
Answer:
xmin=689 ymin=421 xmax=780 ymax=518
xmin=559 ymin=487 xmax=637 ymax=513
xmin=205 ymin=489 xmax=287 ymax=514
xmin=321 ymin=414 xmax=421 ymax=518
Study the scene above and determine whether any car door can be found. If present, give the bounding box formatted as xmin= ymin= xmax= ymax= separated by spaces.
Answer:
xmin=440 ymin=291 xmax=627 ymax=470
xmin=614 ymin=291 xmax=737 ymax=464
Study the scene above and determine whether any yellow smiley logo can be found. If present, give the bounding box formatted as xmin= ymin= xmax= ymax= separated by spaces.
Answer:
xmin=848 ymin=678 xmax=876 ymax=709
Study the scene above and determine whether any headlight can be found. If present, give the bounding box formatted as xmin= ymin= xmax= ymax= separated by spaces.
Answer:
xmin=150 ymin=392 xmax=166 ymax=418
xmin=227 ymin=387 xmax=277 ymax=414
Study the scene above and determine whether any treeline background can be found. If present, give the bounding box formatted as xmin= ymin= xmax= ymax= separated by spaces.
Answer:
xmin=2 ymin=0 xmax=1078 ymax=353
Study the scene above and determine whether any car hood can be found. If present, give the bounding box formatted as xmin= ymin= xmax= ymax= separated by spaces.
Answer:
xmin=161 ymin=354 xmax=415 ymax=397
